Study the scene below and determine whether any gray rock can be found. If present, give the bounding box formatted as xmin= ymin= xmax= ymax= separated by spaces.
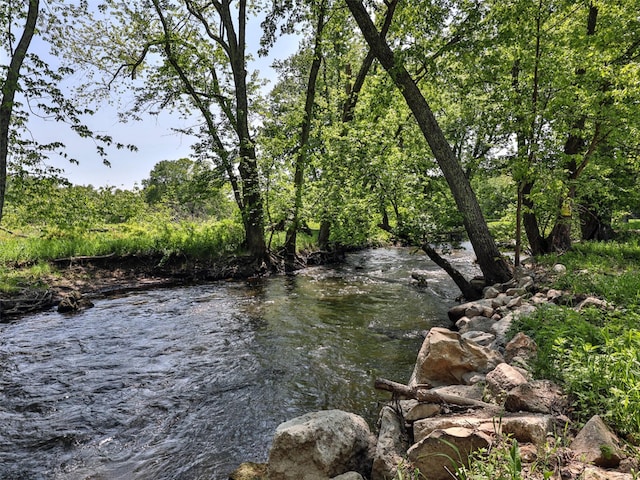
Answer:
xmin=486 ymin=363 xmax=528 ymax=401
xmin=570 ymin=415 xmax=626 ymax=468
xmin=408 ymin=427 xmax=492 ymax=480
xmin=504 ymin=380 xmax=566 ymax=414
xmin=458 ymin=316 xmax=495 ymax=334
xmin=371 ymin=406 xmax=410 ymax=480
xmin=461 ymin=330 xmax=496 ymax=347
xmin=332 ymin=473 xmax=364 ymax=480
xmin=267 ymin=410 xmax=375 ymax=480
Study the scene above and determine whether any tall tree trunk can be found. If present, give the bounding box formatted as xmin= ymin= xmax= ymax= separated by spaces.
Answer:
xmin=0 ymin=0 xmax=39 ymax=224
xmin=227 ymin=0 xmax=267 ymax=261
xmin=345 ymin=0 xmax=512 ymax=285
xmin=284 ymin=0 xmax=326 ymax=268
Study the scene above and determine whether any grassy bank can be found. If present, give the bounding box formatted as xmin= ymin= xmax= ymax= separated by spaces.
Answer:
xmin=0 ymin=218 xmax=245 ymax=294
xmin=512 ymin=237 xmax=640 ymax=442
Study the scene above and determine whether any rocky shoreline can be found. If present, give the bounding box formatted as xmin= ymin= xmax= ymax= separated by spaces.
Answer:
xmin=233 ymin=264 xmax=638 ymax=480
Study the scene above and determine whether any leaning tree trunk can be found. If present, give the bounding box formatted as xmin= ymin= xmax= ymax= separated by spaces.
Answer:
xmin=345 ymin=0 xmax=512 ymax=285
xmin=0 ymin=0 xmax=39 ymax=224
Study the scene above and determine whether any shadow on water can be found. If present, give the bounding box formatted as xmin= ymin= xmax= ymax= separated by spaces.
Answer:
xmin=0 ymin=247 xmax=478 ymax=479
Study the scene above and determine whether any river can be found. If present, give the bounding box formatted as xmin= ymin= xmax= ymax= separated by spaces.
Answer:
xmin=0 ymin=247 xmax=479 ymax=479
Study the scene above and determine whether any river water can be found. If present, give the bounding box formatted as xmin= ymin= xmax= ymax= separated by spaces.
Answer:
xmin=0 ymin=247 xmax=478 ymax=479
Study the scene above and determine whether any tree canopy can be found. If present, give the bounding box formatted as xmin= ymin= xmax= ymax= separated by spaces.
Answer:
xmin=2 ymin=0 xmax=639 ymax=292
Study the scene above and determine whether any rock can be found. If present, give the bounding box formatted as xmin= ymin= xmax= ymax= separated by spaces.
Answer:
xmin=408 ymin=427 xmax=492 ymax=480
xmin=504 ymin=332 xmax=537 ymax=364
xmin=229 ymin=462 xmax=267 ymax=480
xmin=490 ymin=314 xmax=514 ymax=346
xmin=483 ymin=286 xmax=501 ymax=299
xmin=486 ymin=363 xmax=528 ymax=401
xmin=491 ymin=293 xmax=511 ymax=308
xmin=57 ymin=290 xmax=94 ymax=313
xmin=461 ymin=330 xmax=495 ymax=347
xmin=405 ymin=403 xmax=441 ymax=422
xmin=505 ymin=287 xmax=527 ymax=297
xmin=371 ymin=406 xmax=410 ymax=480
xmin=432 ymin=384 xmax=486 ymax=402
xmin=506 ymin=296 xmax=523 ymax=309
xmin=518 ymin=276 xmax=535 ymax=290
xmin=570 ymin=415 xmax=626 ymax=468
xmin=519 ymin=443 xmax=538 ymax=462
xmin=504 ymin=380 xmax=567 ymax=414
xmin=581 ymin=465 xmax=634 ymax=479
xmin=331 ymin=473 xmax=365 ymax=480
xmin=458 ymin=316 xmax=494 ymax=334
xmin=500 ymin=414 xmax=554 ymax=447
xmin=267 ymin=410 xmax=375 ymax=480
xmin=410 ymin=271 xmax=429 ymax=287
xmin=547 ymin=289 xmax=564 ymax=301
xmin=531 ymin=292 xmax=549 ymax=305
xmin=455 ymin=316 xmax=470 ymax=330
xmin=409 ymin=327 xmax=504 ymax=388
xmin=413 ymin=412 xmax=553 ymax=447
xmin=553 ymin=263 xmax=567 ymax=274
xmin=447 ymin=299 xmax=493 ymax=321
xmin=575 ymin=297 xmax=612 ymax=311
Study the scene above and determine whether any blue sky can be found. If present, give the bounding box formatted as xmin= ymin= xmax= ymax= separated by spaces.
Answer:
xmin=10 ymin=9 xmax=299 ymax=189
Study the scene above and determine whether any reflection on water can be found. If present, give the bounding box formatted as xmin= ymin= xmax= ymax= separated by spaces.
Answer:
xmin=0 ymin=247 xmax=478 ymax=479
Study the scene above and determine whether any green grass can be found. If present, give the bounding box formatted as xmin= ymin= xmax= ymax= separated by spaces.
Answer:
xmin=511 ymin=238 xmax=640 ymax=441
xmin=0 ymin=218 xmax=245 ymax=265
xmin=0 ymin=218 xmax=246 ymax=293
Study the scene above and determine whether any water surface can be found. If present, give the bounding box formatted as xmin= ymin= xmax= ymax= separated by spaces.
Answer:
xmin=0 ymin=247 xmax=478 ymax=479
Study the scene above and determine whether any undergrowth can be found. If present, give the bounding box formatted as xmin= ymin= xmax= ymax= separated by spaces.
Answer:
xmin=511 ymin=239 xmax=640 ymax=442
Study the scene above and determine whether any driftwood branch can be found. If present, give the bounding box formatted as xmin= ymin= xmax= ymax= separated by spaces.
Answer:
xmin=375 ymin=377 xmax=494 ymax=409
xmin=52 ymin=253 xmax=116 ymax=264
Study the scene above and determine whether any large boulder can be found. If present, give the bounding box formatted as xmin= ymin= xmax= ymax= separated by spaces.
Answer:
xmin=413 ymin=412 xmax=554 ymax=447
xmin=267 ymin=410 xmax=375 ymax=480
xmin=409 ymin=327 xmax=503 ymax=387
xmin=485 ymin=363 xmax=528 ymax=402
xmin=504 ymin=380 xmax=567 ymax=414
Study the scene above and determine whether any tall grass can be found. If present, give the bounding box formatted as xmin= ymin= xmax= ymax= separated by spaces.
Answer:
xmin=0 ymin=218 xmax=245 ymax=265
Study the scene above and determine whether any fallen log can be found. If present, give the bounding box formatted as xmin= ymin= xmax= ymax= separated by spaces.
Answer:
xmin=375 ymin=377 xmax=494 ymax=409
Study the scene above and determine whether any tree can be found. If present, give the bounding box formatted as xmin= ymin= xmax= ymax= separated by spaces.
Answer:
xmin=0 ymin=0 xmax=38 ymax=224
xmin=281 ymin=0 xmax=327 ymax=268
xmin=344 ymin=0 xmax=512 ymax=286
xmin=142 ymin=158 xmax=233 ymax=219
xmin=1 ymin=0 xmax=136 ymax=225
xmin=62 ymin=0 xmax=268 ymax=261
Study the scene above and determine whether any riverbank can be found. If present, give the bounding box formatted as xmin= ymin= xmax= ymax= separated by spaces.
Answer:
xmin=0 ymin=248 xmax=348 ymax=319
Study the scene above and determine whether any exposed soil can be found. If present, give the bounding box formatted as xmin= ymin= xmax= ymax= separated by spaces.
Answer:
xmin=0 ymin=250 xmax=345 ymax=320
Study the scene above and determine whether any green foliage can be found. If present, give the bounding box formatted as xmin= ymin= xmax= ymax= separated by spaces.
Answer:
xmin=511 ymin=239 xmax=640 ymax=438
xmin=0 ymin=217 xmax=244 ymax=266
xmin=141 ymin=158 xmax=234 ymax=220
xmin=454 ymin=437 xmax=524 ymax=480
